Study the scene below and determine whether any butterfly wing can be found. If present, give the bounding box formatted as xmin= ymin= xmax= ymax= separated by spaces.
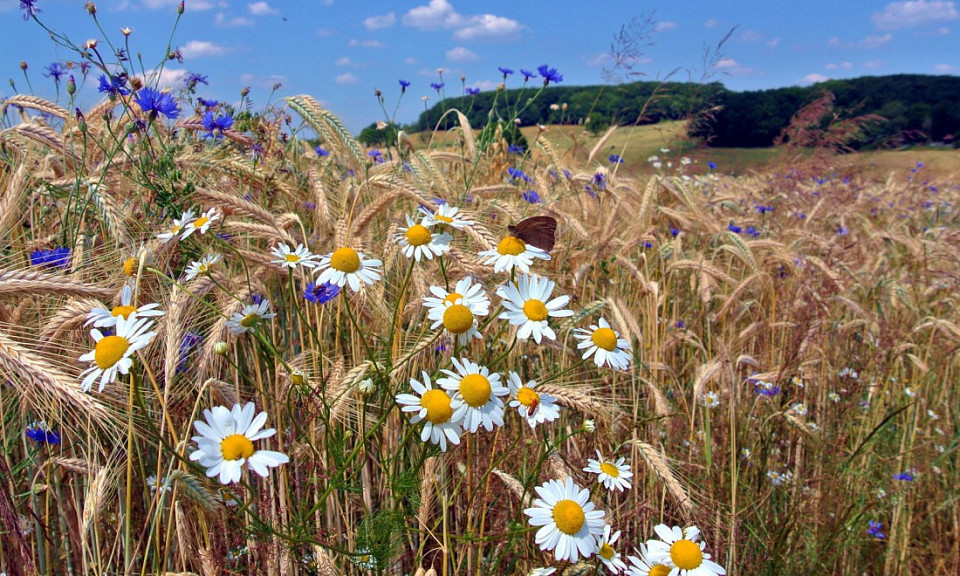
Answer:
xmin=509 ymin=216 xmax=557 ymax=252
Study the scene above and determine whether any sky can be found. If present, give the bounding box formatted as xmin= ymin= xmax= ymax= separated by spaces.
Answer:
xmin=2 ymin=0 xmax=958 ymax=132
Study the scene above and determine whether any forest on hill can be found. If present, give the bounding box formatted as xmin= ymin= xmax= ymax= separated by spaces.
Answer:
xmin=360 ymin=74 xmax=960 ymax=149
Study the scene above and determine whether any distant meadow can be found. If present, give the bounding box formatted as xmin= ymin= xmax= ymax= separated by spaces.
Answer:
xmin=0 ymin=2 xmax=957 ymax=575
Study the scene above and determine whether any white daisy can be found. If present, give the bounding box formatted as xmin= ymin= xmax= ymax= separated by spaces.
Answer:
xmin=184 ymin=254 xmax=221 ymax=282
xmin=646 ymin=525 xmax=726 ymax=576
xmin=597 ymin=525 xmax=628 ymax=574
xmin=225 ymin=299 xmax=278 ymax=335
xmin=156 ymin=209 xmax=196 ymax=243
xmin=423 ymin=277 xmax=490 ymax=346
xmin=584 ymin=450 xmax=633 ymax=492
xmin=507 ymin=371 xmax=560 ymax=428
xmin=498 ymin=274 xmax=573 ymax=343
xmin=190 ymin=402 xmax=289 ymax=485
xmin=395 ymin=371 xmax=463 ymax=451
xmin=396 ymin=214 xmax=452 ymax=261
xmin=626 ymin=543 xmax=672 ymax=576
xmin=78 ymin=312 xmax=157 ymax=392
xmin=419 ymin=203 xmax=473 ymax=229
xmin=270 ymin=242 xmax=319 ymax=270
xmin=438 ymin=357 xmax=508 ymax=433
xmin=478 ymin=234 xmax=550 ymax=274
xmin=573 ymin=318 xmax=632 ymax=371
xmin=180 ymin=207 xmax=221 ymax=240
xmin=86 ymin=284 xmax=165 ymax=328
xmin=315 ymin=247 xmax=382 ymax=292
xmin=523 ymin=477 xmax=606 ymax=563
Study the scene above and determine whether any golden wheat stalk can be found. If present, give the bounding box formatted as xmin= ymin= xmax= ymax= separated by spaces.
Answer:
xmin=0 ymin=268 xmax=114 ymax=299
xmin=628 ymin=440 xmax=694 ymax=514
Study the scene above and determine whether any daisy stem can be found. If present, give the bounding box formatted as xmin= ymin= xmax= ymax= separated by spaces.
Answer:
xmin=341 ymin=294 xmax=385 ymax=382
xmin=540 ymin=358 xmax=587 ymax=385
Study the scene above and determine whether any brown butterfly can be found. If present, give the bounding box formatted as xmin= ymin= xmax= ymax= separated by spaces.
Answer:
xmin=509 ymin=215 xmax=557 ymax=252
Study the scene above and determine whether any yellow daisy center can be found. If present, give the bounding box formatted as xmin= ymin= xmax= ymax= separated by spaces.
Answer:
xmin=405 ymin=224 xmax=432 ymax=246
xmin=552 ymin=499 xmax=585 ymax=535
xmin=670 ymin=539 xmax=704 ymax=571
xmin=330 ymin=247 xmax=361 ymax=273
xmin=193 ymin=216 xmax=210 ymax=228
xmin=94 ymin=335 xmax=130 ymax=369
xmin=517 ymin=386 xmax=540 ymax=408
xmin=240 ymin=313 xmax=260 ymax=328
xmin=285 ymin=253 xmax=301 ymax=263
xmin=442 ymin=304 xmax=474 ymax=334
xmin=591 ymin=327 xmax=618 ymax=351
xmin=198 ymin=263 xmax=210 ymax=273
xmin=443 ymin=292 xmax=464 ymax=305
xmin=599 ymin=542 xmax=615 ymax=560
xmin=459 ymin=373 xmax=492 ymax=408
xmin=171 ymin=224 xmax=181 ymax=234
xmin=497 ymin=235 xmax=526 ymax=256
xmin=123 ymin=257 xmax=138 ymax=277
xmin=600 ymin=462 xmax=620 ymax=477
xmin=650 ymin=565 xmax=671 ymax=576
xmin=435 ymin=214 xmax=454 ymax=223
xmin=420 ymin=389 xmax=453 ymax=424
xmin=522 ymin=299 xmax=549 ymax=321
xmin=220 ymin=434 xmax=255 ymax=461
xmin=111 ymin=305 xmax=137 ymax=319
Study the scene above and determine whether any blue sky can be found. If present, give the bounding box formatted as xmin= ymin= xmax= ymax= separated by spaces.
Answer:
xmin=3 ymin=0 xmax=958 ymax=132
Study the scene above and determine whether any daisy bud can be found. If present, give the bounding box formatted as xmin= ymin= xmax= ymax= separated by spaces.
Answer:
xmin=358 ymin=378 xmax=375 ymax=394
xmin=20 ymin=61 xmax=28 ymax=71
xmin=85 ymin=39 xmax=98 ymax=50
xmin=86 ymin=2 xmax=97 ymax=15
xmin=121 ymin=27 xmax=132 ymax=36
xmin=584 ymin=419 xmax=596 ymax=432
xmin=290 ymin=370 xmax=307 ymax=386
xmin=213 ymin=341 xmax=229 ymax=356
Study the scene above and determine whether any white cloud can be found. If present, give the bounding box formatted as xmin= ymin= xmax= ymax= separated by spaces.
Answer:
xmin=247 ymin=2 xmax=276 ymax=15
xmin=872 ymin=1 xmax=958 ymax=29
xmin=404 ymin=57 xmax=417 ymax=65
xmin=141 ymin=0 xmax=216 ymax=10
xmin=215 ymin=12 xmax=253 ymax=27
xmin=317 ymin=28 xmax=336 ymax=37
xmin=180 ymin=40 xmax=230 ymax=58
xmin=767 ymin=38 xmax=781 ymax=48
xmin=335 ymin=57 xmax=353 ymax=67
xmin=146 ymin=68 xmax=187 ymax=89
xmin=403 ymin=0 xmax=522 ymax=40
xmin=585 ymin=53 xmax=652 ymax=67
xmin=803 ymin=73 xmax=830 ymax=84
xmin=655 ymin=21 xmax=678 ymax=32
xmin=364 ymin=12 xmax=396 ymax=30
xmin=705 ymin=19 xmax=723 ymax=28
xmin=714 ymin=58 xmax=739 ymax=69
xmin=864 ymin=60 xmax=886 ymax=69
xmin=239 ymin=73 xmax=287 ymax=89
xmin=471 ymin=80 xmax=499 ymax=91
xmin=861 ymin=33 xmax=894 ymax=48
xmin=446 ymin=46 xmax=478 ymax=62
xmin=934 ymin=63 xmax=957 ymax=72
xmin=712 ymin=58 xmax=760 ymax=77
xmin=335 ymin=73 xmax=359 ymax=84
xmin=349 ymin=39 xmax=386 ymax=48
xmin=739 ymin=29 xmax=763 ymax=41
xmin=825 ymin=61 xmax=854 ymax=70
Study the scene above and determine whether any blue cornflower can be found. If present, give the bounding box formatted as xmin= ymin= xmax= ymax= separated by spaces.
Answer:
xmin=315 ymin=145 xmax=330 ymax=157
xmin=399 ymin=79 xmax=411 ymax=92
xmin=670 ymin=227 xmax=680 ymax=237
xmin=176 ymin=332 xmax=201 ymax=375
xmin=752 ymin=378 xmax=780 ymax=397
xmin=430 ymin=82 xmax=444 ymax=92
xmin=507 ymin=144 xmax=524 ymax=154
xmin=30 ymin=247 xmax=71 ymax=269
xmin=867 ymin=521 xmax=886 ymax=539
xmin=755 ymin=204 xmax=773 ymax=214
xmin=368 ymin=149 xmax=384 ymax=163
xmin=609 ymin=154 xmax=624 ymax=164
xmin=98 ymin=74 xmax=131 ymax=97
xmin=522 ymin=189 xmax=541 ymax=203
xmin=707 ymin=161 xmax=718 ymax=170
xmin=727 ymin=223 xmax=742 ymax=234
xmin=837 ymin=225 xmax=849 ymax=236
xmin=215 ymin=233 xmax=231 ymax=241
xmin=744 ymin=226 xmax=761 ymax=238
xmin=507 ymin=166 xmax=530 ymax=182
xmin=537 ymin=64 xmax=563 ymax=85
xmin=44 ymin=62 xmax=66 ymax=84
xmin=465 ymin=87 xmax=480 ymax=96
xmin=674 ymin=320 xmax=686 ymax=329
xmin=134 ymin=87 xmax=179 ymax=119
xmin=642 ymin=241 xmax=654 ymax=249
xmin=25 ymin=421 xmax=61 ymax=445
xmin=592 ymin=171 xmax=606 ymax=190
xmin=498 ymin=66 xmax=514 ymax=77
xmin=201 ymin=111 xmax=234 ymax=140
xmin=251 ymin=294 xmax=266 ymax=305
xmin=520 ymin=69 xmax=537 ymax=81
xmin=433 ymin=197 xmax=447 ymax=205
xmin=20 ymin=0 xmax=40 ymax=20
xmin=184 ymin=72 xmax=208 ymax=89
xmin=303 ymin=201 xmax=317 ymax=210
xmin=893 ymin=471 xmax=915 ymax=482
xmin=198 ymin=97 xmax=219 ymax=109
xmin=303 ymin=282 xmax=340 ymax=304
